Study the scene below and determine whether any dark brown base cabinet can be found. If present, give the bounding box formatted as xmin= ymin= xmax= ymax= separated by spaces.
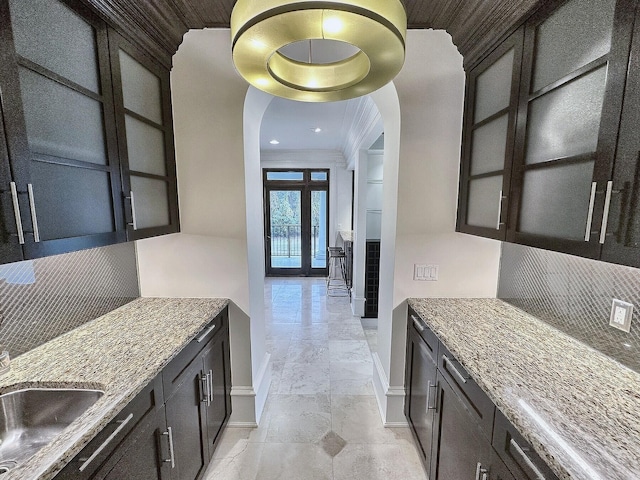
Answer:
xmin=56 ymin=307 xmax=231 ymax=480
xmin=405 ymin=307 xmax=559 ymax=480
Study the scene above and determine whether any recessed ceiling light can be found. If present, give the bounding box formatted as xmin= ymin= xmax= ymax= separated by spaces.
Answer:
xmin=313 ymin=127 xmax=322 ymax=133
xmin=270 ymin=139 xmax=280 ymax=145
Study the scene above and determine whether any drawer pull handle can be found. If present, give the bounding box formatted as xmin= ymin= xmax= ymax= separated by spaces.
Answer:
xmin=510 ymin=438 xmax=546 ymax=480
xmin=163 ymin=426 xmax=176 ymax=469
xmin=443 ymin=354 xmax=469 ymax=384
xmin=197 ymin=324 xmax=217 ymax=343
xmin=411 ymin=315 xmax=425 ymax=332
xmin=79 ymin=413 xmax=134 ymax=472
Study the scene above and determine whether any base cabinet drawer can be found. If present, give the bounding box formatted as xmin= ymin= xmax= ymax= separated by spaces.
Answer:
xmin=56 ymin=376 xmax=164 ymax=480
xmin=493 ymin=410 xmax=560 ymax=480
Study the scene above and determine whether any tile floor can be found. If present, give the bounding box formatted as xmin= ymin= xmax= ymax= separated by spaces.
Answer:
xmin=204 ymin=277 xmax=426 ymax=480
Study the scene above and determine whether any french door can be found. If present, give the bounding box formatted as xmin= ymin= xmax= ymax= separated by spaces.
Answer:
xmin=264 ymin=169 xmax=329 ymax=276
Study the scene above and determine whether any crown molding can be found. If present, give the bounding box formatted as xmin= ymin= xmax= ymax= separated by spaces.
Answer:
xmin=341 ymin=96 xmax=382 ymax=166
xmin=261 ymin=149 xmax=347 ymax=166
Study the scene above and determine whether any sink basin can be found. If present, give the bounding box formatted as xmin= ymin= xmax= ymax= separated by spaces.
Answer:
xmin=0 ymin=388 xmax=104 ymax=473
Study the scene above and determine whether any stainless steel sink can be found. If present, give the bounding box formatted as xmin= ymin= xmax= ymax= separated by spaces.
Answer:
xmin=0 ymin=388 xmax=104 ymax=473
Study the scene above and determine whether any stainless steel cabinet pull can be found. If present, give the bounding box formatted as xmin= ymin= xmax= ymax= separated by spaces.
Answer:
xmin=208 ymin=369 xmax=214 ymax=404
xmin=163 ymin=427 xmax=176 ymax=469
xmin=201 ymin=373 xmax=210 ymax=405
xmin=585 ymin=182 xmax=597 ymax=241
xmin=197 ymin=324 xmax=216 ymax=343
xmin=9 ymin=182 xmax=24 ymax=245
xmin=426 ymin=381 xmax=437 ymax=412
xmin=442 ymin=354 xmax=469 ymax=384
xmin=599 ymin=181 xmax=614 ymax=245
xmin=496 ymin=190 xmax=506 ymax=230
xmin=79 ymin=413 xmax=133 ymax=472
xmin=27 ymin=184 xmax=40 ymax=242
xmin=411 ymin=315 xmax=425 ymax=332
xmin=126 ymin=190 xmax=138 ymax=230
xmin=510 ymin=438 xmax=545 ymax=480
xmin=475 ymin=462 xmax=489 ymax=480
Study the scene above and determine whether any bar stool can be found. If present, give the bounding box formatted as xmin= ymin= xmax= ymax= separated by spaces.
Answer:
xmin=327 ymin=247 xmax=349 ymax=297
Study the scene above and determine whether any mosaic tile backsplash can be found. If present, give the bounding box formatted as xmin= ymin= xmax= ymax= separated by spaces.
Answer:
xmin=498 ymin=242 xmax=640 ymax=373
xmin=0 ymin=242 xmax=139 ymax=358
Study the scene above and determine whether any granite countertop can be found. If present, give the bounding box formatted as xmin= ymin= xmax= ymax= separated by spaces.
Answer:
xmin=339 ymin=230 xmax=353 ymax=243
xmin=0 ymin=297 xmax=229 ymax=480
xmin=407 ymin=298 xmax=640 ymax=480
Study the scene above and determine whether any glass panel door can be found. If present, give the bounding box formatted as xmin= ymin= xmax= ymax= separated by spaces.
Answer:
xmin=264 ymin=170 xmax=329 ymax=276
xmin=311 ymin=190 xmax=327 ymax=269
xmin=268 ymin=190 xmax=302 ymax=270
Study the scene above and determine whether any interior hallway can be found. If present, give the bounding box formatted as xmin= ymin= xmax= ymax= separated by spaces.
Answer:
xmin=204 ymin=277 xmax=426 ymax=479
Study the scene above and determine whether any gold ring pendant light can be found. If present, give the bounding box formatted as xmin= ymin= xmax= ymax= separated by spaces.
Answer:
xmin=230 ymin=0 xmax=407 ymax=102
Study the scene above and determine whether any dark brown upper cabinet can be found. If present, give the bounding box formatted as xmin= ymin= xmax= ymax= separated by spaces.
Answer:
xmin=0 ymin=0 xmax=179 ymax=265
xmin=0 ymin=0 xmax=126 ymax=259
xmin=109 ymin=33 xmax=179 ymax=241
xmin=457 ymin=29 xmax=524 ymax=240
xmin=458 ymin=0 xmax=640 ymax=268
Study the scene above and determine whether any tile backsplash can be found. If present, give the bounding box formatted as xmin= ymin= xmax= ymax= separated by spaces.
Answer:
xmin=0 ymin=242 xmax=139 ymax=358
xmin=498 ymin=242 xmax=640 ymax=373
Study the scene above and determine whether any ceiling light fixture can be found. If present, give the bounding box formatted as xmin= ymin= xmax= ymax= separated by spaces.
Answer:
xmin=230 ymin=0 xmax=407 ymax=102
xmin=270 ymin=139 xmax=280 ymax=145
xmin=313 ymin=127 xmax=322 ymax=133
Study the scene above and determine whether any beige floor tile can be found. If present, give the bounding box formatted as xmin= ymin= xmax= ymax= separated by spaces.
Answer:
xmin=333 ymin=444 xmax=427 ymax=480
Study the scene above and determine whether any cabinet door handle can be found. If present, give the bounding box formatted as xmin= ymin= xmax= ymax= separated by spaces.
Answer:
xmin=411 ymin=315 xmax=425 ymax=332
xmin=208 ymin=369 xmax=214 ymax=404
xmin=584 ymin=182 xmax=597 ymax=241
xmin=163 ymin=426 xmax=176 ymax=469
xmin=197 ymin=324 xmax=216 ymax=343
xmin=599 ymin=181 xmax=614 ymax=245
xmin=201 ymin=373 xmax=210 ymax=405
xmin=509 ymin=438 xmax=546 ymax=480
xmin=27 ymin=184 xmax=40 ymax=242
xmin=442 ymin=354 xmax=469 ymax=384
xmin=126 ymin=190 xmax=138 ymax=230
xmin=496 ymin=190 xmax=507 ymax=230
xmin=79 ymin=413 xmax=134 ymax=472
xmin=9 ymin=182 xmax=25 ymax=245
xmin=475 ymin=462 xmax=488 ymax=480
xmin=426 ymin=381 xmax=437 ymax=412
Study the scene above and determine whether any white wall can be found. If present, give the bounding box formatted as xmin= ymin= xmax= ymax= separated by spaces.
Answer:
xmin=393 ymin=29 xmax=502 ymax=305
xmin=135 ymin=29 xmax=263 ymax=425
xmin=379 ymin=30 xmax=501 ymax=422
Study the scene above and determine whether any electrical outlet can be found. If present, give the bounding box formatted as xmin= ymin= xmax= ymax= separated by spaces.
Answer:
xmin=414 ymin=264 xmax=439 ymax=281
xmin=609 ymin=299 xmax=633 ymax=333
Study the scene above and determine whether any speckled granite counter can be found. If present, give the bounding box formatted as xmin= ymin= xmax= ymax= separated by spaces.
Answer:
xmin=407 ymin=298 xmax=640 ymax=480
xmin=338 ymin=230 xmax=353 ymax=243
xmin=0 ymin=297 xmax=229 ymax=480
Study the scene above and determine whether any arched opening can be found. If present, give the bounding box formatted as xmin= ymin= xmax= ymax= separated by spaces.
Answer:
xmin=242 ymin=82 xmax=402 ymax=423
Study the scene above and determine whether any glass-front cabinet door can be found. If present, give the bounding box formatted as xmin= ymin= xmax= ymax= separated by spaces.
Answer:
xmin=110 ymin=33 xmax=179 ymax=240
xmin=507 ymin=0 xmax=635 ymax=257
xmin=457 ymin=30 xmax=524 ymax=240
xmin=0 ymin=0 xmax=125 ymax=258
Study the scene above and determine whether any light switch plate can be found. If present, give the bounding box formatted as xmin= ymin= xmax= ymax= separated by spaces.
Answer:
xmin=414 ymin=264 xmax=439 ymax=281
xmin=609 ymin=299 xmax=633 ymax=333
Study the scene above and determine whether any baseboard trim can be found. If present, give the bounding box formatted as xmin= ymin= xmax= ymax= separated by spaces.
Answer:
xmin=227 ymin=421 xmax=259 ymax=428
xmin=384 ymin=421 xmax=409 ymax=427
